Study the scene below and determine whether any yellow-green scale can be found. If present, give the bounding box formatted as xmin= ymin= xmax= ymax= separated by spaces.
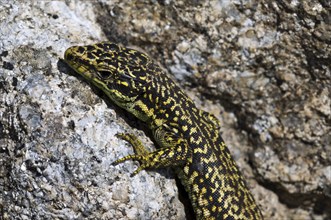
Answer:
xmin=64 ymin=42 xmax=263 ymax=220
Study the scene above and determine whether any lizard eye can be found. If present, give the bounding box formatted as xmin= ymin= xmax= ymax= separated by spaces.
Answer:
xmin=98 ymin=70 xmax=112 ymax=79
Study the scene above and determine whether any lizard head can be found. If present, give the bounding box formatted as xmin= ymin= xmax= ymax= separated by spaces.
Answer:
xmin=64 ymin=42 xmax=154 ymax=106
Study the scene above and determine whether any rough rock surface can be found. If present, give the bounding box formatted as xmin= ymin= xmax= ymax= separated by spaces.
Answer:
xmin=1 ymin=0 xmax=330 ymax=219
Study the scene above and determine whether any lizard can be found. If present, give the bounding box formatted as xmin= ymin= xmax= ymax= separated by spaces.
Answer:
xmin=63 ymin=41 xmax=263 ymax=220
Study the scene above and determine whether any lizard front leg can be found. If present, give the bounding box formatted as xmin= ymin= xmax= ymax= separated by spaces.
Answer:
xmin=113 ymin=127 xmax=192 ymax=176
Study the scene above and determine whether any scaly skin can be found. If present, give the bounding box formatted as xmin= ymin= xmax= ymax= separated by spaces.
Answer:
xmin=64 ymin=42 xmax=263 ymax=220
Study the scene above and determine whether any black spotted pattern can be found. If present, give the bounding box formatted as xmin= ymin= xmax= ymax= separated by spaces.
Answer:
xmin=64 ymin=42 xmax=263 ymax=220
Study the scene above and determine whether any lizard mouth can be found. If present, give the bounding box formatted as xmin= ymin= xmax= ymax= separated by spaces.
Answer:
xmin=64 ymin=46 xmax=96 ymax=81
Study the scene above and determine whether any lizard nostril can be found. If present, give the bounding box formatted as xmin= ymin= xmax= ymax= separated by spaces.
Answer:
xmin=77 ymin=46 xmax=85 ymax=54
xmin=64 ymin=48 xmax=73 ymax=61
